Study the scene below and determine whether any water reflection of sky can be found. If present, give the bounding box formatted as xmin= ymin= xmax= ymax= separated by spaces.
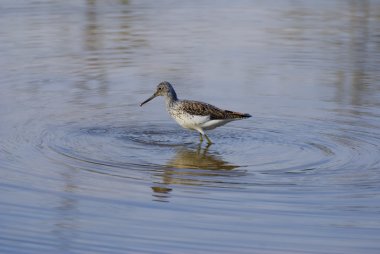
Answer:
xmin=1 ymin=1 xmax=380 ymax=253
xmin=1 ymin=1 xmax=379 ymax=108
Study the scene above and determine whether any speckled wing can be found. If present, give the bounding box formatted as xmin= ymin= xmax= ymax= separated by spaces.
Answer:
xmin=179 ymin=100 xmax=251 ymax=120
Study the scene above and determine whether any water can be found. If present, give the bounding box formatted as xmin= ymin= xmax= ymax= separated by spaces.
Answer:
xmin=1 ymin=0 xmax=380 ymax=253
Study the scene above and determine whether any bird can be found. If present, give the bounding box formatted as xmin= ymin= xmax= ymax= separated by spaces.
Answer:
xmin=140 ymin=81 xmax=251 ymax=144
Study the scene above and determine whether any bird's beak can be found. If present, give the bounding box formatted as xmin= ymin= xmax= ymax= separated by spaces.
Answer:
xmin=140 ymin=93 xmax=157 ymax=107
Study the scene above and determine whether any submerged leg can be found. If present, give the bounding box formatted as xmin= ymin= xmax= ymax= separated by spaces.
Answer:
xmin=195 ymin=128 xmax=205 ymax=144
xmin=204 ymin=134 xmax=213 ymax=145
xmin=195 ymin=127 xmax=212 ymax=145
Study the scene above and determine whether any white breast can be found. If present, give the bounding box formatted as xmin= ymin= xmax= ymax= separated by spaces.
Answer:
xmin=168 ymin=108 xmax=235 ymax=131
xmin=170 ymin=111 xmax=210 ymax=130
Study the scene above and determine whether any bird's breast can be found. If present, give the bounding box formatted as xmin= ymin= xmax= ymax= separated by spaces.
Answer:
xmin=168 ymin=109 xmax=210 ymax=130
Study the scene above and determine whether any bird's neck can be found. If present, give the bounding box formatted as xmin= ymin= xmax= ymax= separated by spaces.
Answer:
xmin=165 ymin=88 xmax=178 ymax=108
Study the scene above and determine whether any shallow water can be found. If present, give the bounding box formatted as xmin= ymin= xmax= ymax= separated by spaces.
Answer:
xmin=1 ymin=0 xmax=380 ymax=253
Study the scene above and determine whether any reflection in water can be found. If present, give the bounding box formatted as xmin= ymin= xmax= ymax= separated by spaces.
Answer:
xmin=334 ymin=0 xmax=374 ymax=108
xmin=166 ymin=145 xmax=236 ymax=170
xmin=1 ymin=0 xmax=380 ymax=253
xmin=75 ymin=0 xmax=109 ymax=99
xmin=272 ymin=0 xmax=378 ymax=110
xmin=152 ymin=145 xmax=239 ymax=201
xmin=74 ymin=0 xmax=136 ymax=104
xmin=52 ymin=167 xmax=79 ymax=253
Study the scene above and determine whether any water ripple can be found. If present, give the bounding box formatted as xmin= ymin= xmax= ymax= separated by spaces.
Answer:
xmin=38 ymin=117 xmax=380 ymax=190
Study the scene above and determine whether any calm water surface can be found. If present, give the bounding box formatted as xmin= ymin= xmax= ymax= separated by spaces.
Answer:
xmin=1 ymin=0 xmax=380 ymax=253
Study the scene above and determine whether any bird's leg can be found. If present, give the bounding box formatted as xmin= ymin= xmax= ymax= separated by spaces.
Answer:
xmin=196 ymin=142 xmax=202 ymax=155
xmin=199 ymin=133 xmax=204 ymax=143
xmin=204 ymin=134 xmax=213 ymax=145
xmin=203 ymin=142 xmax=211 ymax=152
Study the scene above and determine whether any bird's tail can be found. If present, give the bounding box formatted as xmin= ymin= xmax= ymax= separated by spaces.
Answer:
xmin=225 ymin=110 xmax=252 ymax=119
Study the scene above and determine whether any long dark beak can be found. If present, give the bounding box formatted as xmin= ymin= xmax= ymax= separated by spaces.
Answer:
xmin=140 ymin=93 xmax=157 ymax=107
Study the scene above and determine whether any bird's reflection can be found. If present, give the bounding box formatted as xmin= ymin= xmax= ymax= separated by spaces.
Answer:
xmin=166 ymin=144 xmax=236 ymax=171
xmin=152 ymin=144 xmax=240 ymax=202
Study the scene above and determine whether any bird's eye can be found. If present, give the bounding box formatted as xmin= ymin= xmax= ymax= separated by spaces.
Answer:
xmin=158 ymin=87 xmax=162 ymax=90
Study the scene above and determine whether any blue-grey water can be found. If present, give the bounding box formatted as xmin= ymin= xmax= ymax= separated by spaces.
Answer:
xmin=1 ymin=0 xmax=380 ymax=253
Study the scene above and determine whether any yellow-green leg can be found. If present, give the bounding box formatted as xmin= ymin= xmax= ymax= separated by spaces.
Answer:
xmin=204 ymin=134 xmax=213 ymax=145
xmin=199 ymin=133 xmax=204 ymax=142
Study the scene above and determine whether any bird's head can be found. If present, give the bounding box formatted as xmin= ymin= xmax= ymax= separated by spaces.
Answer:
xmin=140 ymin=81 xmax=176 ymax=106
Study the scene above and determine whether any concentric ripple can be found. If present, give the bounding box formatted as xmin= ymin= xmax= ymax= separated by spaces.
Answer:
xmin=41 ymin=117 xmax=380 ymax=189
